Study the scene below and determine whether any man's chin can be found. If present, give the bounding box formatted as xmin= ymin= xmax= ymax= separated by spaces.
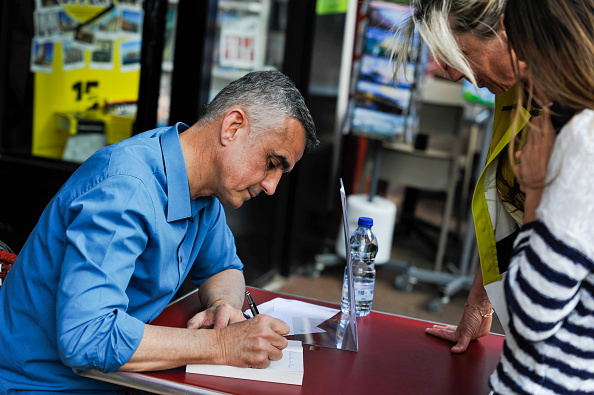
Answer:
xmin=230 ymin=200 xmax=245 ymax=209
xmin=220 ymin=191 xmax=257 ymax=208
xmin=218 ymin=197 xmax=245 ymax=209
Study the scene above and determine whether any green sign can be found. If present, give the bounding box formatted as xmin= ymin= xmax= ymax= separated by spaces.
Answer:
xmin=316 ymin=0 xmax=348 ymax=15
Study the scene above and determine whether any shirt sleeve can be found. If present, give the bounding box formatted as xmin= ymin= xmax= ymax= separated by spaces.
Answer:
xmin=505 ymin=110 xmax=594 ymax=342
xmin=56 ymin=175 xmax=152 ymax=372
xmin=505 ymin=222 xmax=593 ymax=342
xmin=190 ymin=200 xmax=243 ymax=285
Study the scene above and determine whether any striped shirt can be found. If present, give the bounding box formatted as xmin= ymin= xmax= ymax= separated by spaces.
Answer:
xmin=489 ymin=109 xmax=594 ymax=394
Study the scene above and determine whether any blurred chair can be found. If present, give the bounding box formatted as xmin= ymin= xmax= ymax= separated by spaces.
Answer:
xmin=378 ymin=99 xmax=466 ymax=273
xmin=0 ymin=240 xmax=16 ymax=290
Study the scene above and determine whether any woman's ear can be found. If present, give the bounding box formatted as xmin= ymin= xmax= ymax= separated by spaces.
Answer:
xmin=500 ymin=14 xmax=529 ymax=79
xmin=499 ymin=15 xmax=507 ymax=39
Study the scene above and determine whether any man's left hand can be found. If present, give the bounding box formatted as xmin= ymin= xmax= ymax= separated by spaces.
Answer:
xmin=187 ymin=303 xmax=246 ymax=329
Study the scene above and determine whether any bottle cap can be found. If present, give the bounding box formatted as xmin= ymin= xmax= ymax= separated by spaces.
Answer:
xmin=358 ymin=217 xmax=373 ymax=227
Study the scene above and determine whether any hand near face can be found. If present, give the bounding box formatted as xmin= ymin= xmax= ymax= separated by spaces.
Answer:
xmin=215 ymin=315 xmax=290 ymax=368
xmin=515 ymin=107 xmax=556 ymax=191
xmin=515 ymin=107 xmax=556 ymax=221
xmin=186 ymin=303 xmax=246 ymax=330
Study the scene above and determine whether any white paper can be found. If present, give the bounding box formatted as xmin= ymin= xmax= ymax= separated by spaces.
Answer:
xmin=244 ymin=297 xmax=340 ymax=335
xmin=484 ymin=272 xmax=510 ymax=336
xmin=186 ymin=340 xmax=304 ymax=385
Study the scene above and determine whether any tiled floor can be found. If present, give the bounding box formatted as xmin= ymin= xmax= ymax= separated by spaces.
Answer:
xmin=264 ymin=186 xmax=505 ymax=335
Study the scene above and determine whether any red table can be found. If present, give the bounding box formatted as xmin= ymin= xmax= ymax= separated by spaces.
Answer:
xmin=78 ymin=287 xmax=504 ymax=394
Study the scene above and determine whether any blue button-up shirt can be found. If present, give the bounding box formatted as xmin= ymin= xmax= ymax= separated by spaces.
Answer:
xmin=0 ymin=123 xmax=243 ymax=393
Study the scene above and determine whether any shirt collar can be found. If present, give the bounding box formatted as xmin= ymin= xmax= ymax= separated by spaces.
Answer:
xmin=161 ymin=122 xmax=193 ymax=222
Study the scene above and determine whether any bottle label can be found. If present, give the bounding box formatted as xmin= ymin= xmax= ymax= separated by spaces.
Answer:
xmin=342 ymin=278 xmax=374 ymax=302
xmin=355 ymin=282 xmax=374 ymax=301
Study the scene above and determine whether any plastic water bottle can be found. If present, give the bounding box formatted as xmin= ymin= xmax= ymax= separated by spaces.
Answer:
xmin=341 ymin=217 xmax=378 ymax=317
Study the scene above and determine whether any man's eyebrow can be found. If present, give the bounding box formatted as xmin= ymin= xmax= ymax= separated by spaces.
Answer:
xmin=276 ymin=154 xmax=291 ymax=171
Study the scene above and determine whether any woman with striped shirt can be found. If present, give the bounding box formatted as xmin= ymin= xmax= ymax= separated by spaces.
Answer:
xmin=489 ymin=0 xmax=594 ymax=393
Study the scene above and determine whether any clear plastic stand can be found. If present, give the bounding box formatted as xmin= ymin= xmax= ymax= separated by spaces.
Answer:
xmin=292 ymin=179 xmax=359 ymax=352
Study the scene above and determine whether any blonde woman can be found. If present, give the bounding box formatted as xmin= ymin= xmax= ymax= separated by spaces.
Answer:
xmin=488 ymin=0 xmax=594 ymax=392
xmin=392 ymin=0 xmax=540 ymax=353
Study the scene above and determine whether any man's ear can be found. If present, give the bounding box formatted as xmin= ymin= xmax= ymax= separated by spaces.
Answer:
xmin=220 ymin=109 xmax=248 ymax=146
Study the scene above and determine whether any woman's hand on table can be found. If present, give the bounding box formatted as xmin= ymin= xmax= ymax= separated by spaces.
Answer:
xmin=426 ymin=268 xmax=492 ymax=353
xmin=425 ymin=308 xmax=492 ymax=353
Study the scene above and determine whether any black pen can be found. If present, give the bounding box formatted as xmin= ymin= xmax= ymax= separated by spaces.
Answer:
xmin=245 ymin=291 xmax=259 ymax=316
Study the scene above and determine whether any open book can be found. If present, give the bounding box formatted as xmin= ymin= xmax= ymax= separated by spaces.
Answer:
xmin=186 ymin=340 xmax=304 ymax=385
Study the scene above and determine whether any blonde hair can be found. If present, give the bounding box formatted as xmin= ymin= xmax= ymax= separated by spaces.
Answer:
xmin=391 ymin=0 xmax=506 ymax=86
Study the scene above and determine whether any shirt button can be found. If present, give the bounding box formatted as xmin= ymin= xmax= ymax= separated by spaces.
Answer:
xmin=179 ymin=255 xmax=183 ymax=262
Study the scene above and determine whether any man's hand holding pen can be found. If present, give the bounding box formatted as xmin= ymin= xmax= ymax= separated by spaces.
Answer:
xmin=216 ymin=314 xmax=290 ymax=368
xmin=186 ymin=289 xmax=290 ymax=368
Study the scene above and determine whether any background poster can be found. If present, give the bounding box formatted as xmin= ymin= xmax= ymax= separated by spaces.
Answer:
xmin=350 ymin=1 xmax=419 ymax=141
xmin=31 ymin=0 xmax=144 ymax=159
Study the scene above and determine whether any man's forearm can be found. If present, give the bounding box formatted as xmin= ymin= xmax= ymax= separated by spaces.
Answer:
xmin=198 ymin=268 xmax=245 ymax=310
xmin=120 ymin=269 xmax=244 ymax=372
xmin=120 ymin=324 xmax=223 ymax=371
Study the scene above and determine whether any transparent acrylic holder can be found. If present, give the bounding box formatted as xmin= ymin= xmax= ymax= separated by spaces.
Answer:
xmin=292 ymin=179 xmax=359 ymax=352
xmin=292 ymin=313 xmax=358 ymax=351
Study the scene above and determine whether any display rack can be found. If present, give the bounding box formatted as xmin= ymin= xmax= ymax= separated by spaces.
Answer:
xmin=316 ymin=0 xmax=425 ymax=272
xmin=391 ymin=105 xmax=493 ymax=313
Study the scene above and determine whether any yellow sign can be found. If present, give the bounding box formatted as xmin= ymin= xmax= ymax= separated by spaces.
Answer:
xmin=57 ymin=0 xmax=116 ymax=23
xmin=32 ymin=1 xmax=142 ymax=160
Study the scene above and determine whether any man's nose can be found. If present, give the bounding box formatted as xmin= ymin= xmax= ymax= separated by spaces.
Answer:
xmin=261 ymin=171 xmax=283 ymax=195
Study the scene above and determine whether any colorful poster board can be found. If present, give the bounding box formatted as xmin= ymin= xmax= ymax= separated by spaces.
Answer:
xmin=350 ymin=2 xmax=420 ymax=141
xmin=31 ymin=0 xmax=144 ymax=160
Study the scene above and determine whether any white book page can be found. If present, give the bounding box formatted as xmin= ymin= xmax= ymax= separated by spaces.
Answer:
xmin=243 ymin=298 xmax=339 ymax=335
xmin=186 ymin=340 xmax=304 ymax=385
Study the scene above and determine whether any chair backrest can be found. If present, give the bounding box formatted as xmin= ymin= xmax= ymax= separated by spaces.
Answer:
xmin=0 ymin=247 xmax=16 ymax=290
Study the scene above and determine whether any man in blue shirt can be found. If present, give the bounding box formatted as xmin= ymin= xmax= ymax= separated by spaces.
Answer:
xmin=0 ymin=70 xmax=318 ymax=393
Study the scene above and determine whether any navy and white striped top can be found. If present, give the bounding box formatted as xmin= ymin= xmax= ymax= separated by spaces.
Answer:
xmin=489 ymin=109 xmax=594 ymax=394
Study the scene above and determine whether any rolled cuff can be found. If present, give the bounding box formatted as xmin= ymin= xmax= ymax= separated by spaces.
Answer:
xmin=84 ymin=309 xmax=145 ymax=373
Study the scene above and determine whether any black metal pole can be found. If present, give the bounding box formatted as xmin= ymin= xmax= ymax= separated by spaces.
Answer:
xmin=168 ymin=0 xmax=217 ymax=125
xmin=134 ymin=0 xmax=168 ymax=135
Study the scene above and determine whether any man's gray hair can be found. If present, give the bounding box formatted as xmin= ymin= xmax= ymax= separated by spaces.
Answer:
xmin=201 ymin=70 xmax=318 ymax=151
xmin=391 ymin=0 xmax=506 ymax=86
